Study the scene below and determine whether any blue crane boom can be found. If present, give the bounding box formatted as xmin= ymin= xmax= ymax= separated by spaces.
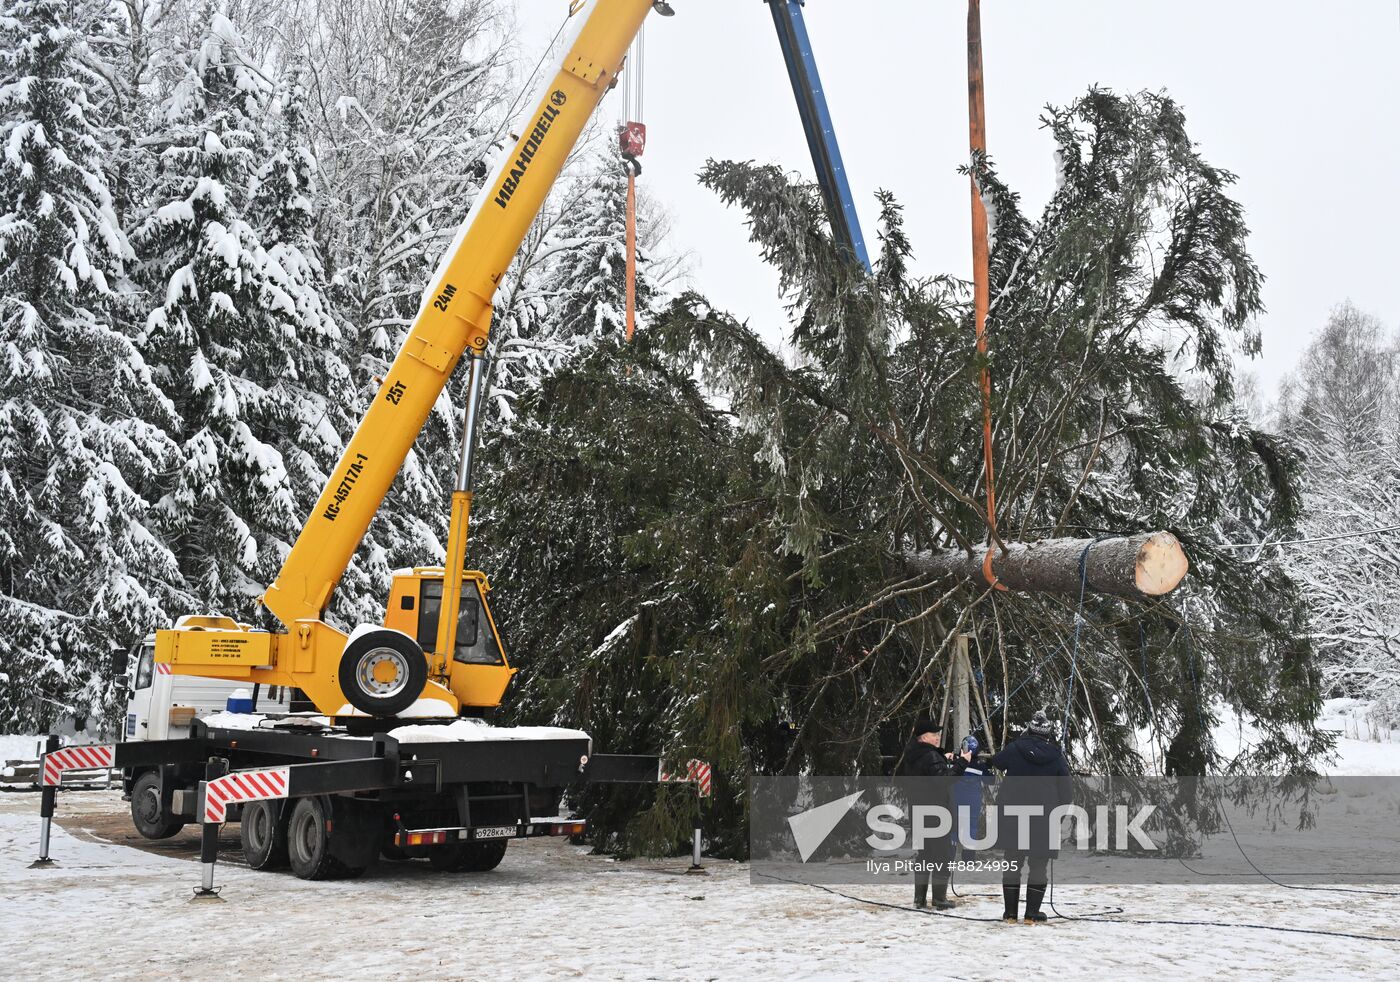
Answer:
xmin=765 ymin=0 xmax=871 ymax=272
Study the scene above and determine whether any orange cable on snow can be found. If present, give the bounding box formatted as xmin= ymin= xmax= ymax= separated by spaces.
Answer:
xmin=967 ymin=0 xmax=1007 ymax=590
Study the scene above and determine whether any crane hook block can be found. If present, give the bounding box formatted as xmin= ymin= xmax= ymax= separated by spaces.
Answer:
xmin=619 ymin=121 xmax=647 ymax=160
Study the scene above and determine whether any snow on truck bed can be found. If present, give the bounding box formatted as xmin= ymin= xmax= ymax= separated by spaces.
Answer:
xmin=388 ymin=719 xmax=588 ymax=744
xmin=197 ymin=711 xmax=588 ymax=745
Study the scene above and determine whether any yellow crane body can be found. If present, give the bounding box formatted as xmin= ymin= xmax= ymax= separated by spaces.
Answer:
xmin=154 ymin=0 xmax=660 ymax=719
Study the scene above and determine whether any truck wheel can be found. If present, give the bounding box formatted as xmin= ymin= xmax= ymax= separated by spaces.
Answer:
xmin=287 ymin=797 xmax=363 ymax=880
xmin=240 ymin=800 xmax=289 ymax=870
xmin=337 ymin=629 xmax=427 ymax=717
xmin=429 ymin=839 xmax=509 ymax=873
xmin=130 ymin=770 xmax=185 ymax=840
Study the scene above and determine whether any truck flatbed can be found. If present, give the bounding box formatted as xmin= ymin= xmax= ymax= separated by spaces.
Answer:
xmin=31 ymin=718 xmax=702 ymax=890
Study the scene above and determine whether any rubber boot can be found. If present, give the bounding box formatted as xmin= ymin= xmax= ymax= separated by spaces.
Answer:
xmin=1001 ymin=885 xmax=1019 ymax=922
xmin=930 ymin=881 xmax=955 ymax=911
xmin=914 ymin=879 xmax=928 ymax=910
xmin=1023 ymin=883 xmax=1048 ymax=923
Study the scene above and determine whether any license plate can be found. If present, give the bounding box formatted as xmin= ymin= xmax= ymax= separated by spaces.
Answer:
xmin=474 ymin=825 xmax=515 ymax=840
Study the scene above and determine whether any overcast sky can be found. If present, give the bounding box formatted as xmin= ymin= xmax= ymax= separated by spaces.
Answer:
xmin=514 ymin=1 xmax=1400 ymax=397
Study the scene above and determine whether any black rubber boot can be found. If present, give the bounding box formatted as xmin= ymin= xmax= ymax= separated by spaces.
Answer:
xmin=914 ymin=880 xmax=928 ymax=909
xmin=1001 ymin=885 xmax=1019 ymax=922
xmin=930 ymin=881 xmax=955 ymax=910
xmin=1023 ymin=884 xmax=1048 ymax=923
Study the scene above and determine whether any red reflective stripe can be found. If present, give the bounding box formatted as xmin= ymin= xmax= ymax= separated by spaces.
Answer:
xmin=73 ymin=748 xmax=100 ymax=769
xmin=231 ymin=775 xmax=256 ymax=799
xmin=207 ymin=782 xmax=230 ymax=805
xmin=247 ymin=773 xmax=276 ymax=797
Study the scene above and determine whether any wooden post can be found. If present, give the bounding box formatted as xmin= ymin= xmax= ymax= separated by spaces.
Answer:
xmin=952 ymin=635 xmax=972 ymax=746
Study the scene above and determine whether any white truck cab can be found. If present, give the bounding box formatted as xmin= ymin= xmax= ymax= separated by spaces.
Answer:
xmin=124 ymin=635 xmax=291 ymax=741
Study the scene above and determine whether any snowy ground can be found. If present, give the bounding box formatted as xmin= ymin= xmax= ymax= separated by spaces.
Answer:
xmin=0 ymin=789 xmax=1395 ymax=980
xmin=2 ymin=704 xmax=1397 ymax=980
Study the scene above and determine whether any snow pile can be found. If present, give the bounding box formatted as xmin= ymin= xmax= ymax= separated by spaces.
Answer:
xmin=333 ymin=698 xmax=457 ymax=719
xmin=199 ymin=712 xmax=331 ymax=731
xmin=389 ymin=718 xmax=590 ymax=746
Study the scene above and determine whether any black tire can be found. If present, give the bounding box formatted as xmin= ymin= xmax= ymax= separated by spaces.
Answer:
xmin=240 ymin=799 xmax=290 ymax=870
xmin=429 ymin=839 xmax=509 ymax=873
xmin=130 ymin=770 xmax=185 ymax=840
xmin=337 ymin=629 xmax=428 ymax=717
xmin=287 ymin=797 xmax=363 ymax=880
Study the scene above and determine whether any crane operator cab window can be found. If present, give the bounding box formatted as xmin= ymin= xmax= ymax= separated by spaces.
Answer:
xmin=415 ymin=579 xmax=505 ymax=666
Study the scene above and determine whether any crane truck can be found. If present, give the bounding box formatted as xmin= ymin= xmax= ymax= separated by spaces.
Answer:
xmin=33 ymin=0 xmax=700 ymax=888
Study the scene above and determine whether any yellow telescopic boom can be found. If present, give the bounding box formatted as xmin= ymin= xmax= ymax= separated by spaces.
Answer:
xmin=156 ymin=0 xmax=665 ymax=718
xmin=264 ymin=0 xmax=657 ymax=628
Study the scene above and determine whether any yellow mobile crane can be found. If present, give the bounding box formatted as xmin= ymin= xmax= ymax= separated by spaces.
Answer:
xmin=156 ymin=0 xmax=675 ymax=719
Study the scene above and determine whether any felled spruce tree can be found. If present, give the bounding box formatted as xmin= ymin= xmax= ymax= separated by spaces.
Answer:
xmin=481 ymin=88 xmax=1322 ymax=856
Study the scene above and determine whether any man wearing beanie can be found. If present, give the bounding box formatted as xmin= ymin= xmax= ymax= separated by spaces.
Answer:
xmin=987 ymin=709 xmax=1072 ymax=923
xmin=895 ymin=715 xmax=971 ymax=910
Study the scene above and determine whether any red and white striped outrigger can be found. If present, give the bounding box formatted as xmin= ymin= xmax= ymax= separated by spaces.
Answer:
xmin=40 ymin=744 xmax=116 ymax=787
xmin=659 ymin=759 xmax=713 ymax=798
xmin=202 ymin=767 xmax=290 ymax=824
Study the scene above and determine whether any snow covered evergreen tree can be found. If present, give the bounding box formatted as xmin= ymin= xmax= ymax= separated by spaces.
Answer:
xmin=294 ymin=0 xmax=510 ymax=581
xmin=134 ymin=11 xmax=342 ymax=619
xmin=1277 ymin=303 xmax=1400 ymax=722
xmin=0 ymin=0 xmax=182 ymax=730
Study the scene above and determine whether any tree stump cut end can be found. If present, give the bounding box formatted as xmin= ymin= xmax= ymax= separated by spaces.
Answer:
xmin=1134 ymin=532 xmax=1189 ymax=596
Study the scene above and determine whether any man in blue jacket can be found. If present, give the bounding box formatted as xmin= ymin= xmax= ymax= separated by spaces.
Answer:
xmin=988 ymin=710 xmax=1072 ymax=923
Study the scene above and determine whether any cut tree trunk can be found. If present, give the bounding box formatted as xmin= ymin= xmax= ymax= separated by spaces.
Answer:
xmin=904 ymin=532 xmax=1188 ymax=599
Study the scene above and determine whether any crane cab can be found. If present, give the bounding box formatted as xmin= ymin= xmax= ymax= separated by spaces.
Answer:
xmin=383 ymin=568 xmax=516 ymax=710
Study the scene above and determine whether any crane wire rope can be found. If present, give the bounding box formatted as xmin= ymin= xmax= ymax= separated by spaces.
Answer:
xmin=965 ymin=0 xmax=1007 ymax=591
xmin=621 ymin=20 xmax=646 ymax=343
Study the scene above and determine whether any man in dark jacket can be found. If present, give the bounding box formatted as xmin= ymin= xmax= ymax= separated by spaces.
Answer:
xmin=896 ymin=716 xmax=970 ymax=910
xmin=988 ymin=710 xmax=1072 ymax=923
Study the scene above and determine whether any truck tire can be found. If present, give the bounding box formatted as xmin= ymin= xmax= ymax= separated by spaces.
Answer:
xmin=240 ymin=799 xmax=289 ymax=870
xmin=337 ymin=629 xmax=428 ymax=717
xmin=287 ymin=797 xmax=364 ymax=880
xmin=130 ymin=770 xmax=185 ymax=840
xmin=429 ymin=839 xmax=509 ymax=873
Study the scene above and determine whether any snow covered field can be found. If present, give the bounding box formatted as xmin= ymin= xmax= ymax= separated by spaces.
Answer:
xmin=1 ymin=705 xmax=1396 ymax=980
xmin=0 ymin=789 xmax=1395 ymax=981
